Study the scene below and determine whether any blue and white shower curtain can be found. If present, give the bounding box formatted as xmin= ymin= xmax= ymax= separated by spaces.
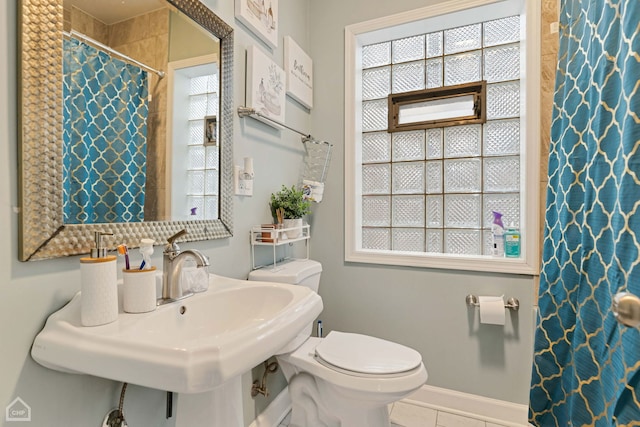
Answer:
xmin=530 ymin=0 xmax=640 ymax=425
xmin=63 ymin=37 xmax=149 ymax=224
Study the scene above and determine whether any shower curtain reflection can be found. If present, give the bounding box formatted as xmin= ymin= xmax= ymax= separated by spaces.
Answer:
xmin=62 ymin=37 xmax=149 ymax=224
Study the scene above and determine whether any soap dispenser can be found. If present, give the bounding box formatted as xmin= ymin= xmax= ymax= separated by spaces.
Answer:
xmin=80 ymin=231 xmax=118 ymax=326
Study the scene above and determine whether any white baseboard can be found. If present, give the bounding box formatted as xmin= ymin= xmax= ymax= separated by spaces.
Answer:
xmin=249 ymin=384 xmax=531 ymax=427
xmin=248 ymin=387 xmax=291 ymax=427
xmin=404 ymin=385 xmax=530 ymax=427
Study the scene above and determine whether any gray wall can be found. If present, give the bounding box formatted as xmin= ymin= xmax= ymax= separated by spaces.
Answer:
xmin=1 ymin=0 xmax=536 ymax=426
xmin=306 ymin=0 xmax=536 ymax=404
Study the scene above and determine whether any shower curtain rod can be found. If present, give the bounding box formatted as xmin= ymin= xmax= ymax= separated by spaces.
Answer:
xmin=237 ymin=106 xmax=332 ymax=146
xmin=62 ymin=30 xmax=165 ymax=78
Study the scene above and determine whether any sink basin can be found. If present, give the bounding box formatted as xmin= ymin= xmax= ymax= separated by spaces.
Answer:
xmin=32 ymin=274 xmax=323 ymax=393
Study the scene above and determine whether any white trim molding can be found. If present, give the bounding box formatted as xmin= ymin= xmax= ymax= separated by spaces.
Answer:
xmin=344 ymin=0 xmax=541 ymax=275
xmin=406 ymin=384 xmax=530 ymax=426
xmin=250 ymin=384 xmax=531 ymax=427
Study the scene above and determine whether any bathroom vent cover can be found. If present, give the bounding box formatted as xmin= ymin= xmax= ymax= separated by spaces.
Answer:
xmin=315 ymin=331 xmax=422 ymax=375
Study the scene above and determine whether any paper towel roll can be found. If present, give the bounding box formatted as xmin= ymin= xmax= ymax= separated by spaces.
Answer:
xmin=80 ymin=256 xmax=118 ymax=326
xmin=479 ymin=295 xmax=505 ymax=325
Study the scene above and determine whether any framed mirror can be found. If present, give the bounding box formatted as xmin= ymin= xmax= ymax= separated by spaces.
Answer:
xmin=18 ymin=0 xmax=234 ymax=261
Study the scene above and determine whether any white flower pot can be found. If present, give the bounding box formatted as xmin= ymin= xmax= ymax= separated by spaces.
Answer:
xmin=283 ymin=218 xmax=303 ymax=239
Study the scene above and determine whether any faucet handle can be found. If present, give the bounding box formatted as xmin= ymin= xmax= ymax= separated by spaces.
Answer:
xmin=165 ymin=229 xmax=187 ymax=254
xmin=167 ymin=229 xmax=187 ymax=244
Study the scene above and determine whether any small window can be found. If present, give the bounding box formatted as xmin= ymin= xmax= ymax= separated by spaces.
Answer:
xmin=388 ymin=81 xmax=486 ymax=132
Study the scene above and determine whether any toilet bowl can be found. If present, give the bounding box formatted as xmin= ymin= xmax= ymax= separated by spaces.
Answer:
xmin=248 ymin=259 xmax=428 ymax=427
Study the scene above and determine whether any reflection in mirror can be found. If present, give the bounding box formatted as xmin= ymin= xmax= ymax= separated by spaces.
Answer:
xmin=18 ymin=0 xmax=234 ymax=261
xmin=167 ymin=54 xmax=221 ymax=221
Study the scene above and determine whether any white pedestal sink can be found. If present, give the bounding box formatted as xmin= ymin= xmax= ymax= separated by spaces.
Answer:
xmin=32 ymin=274 xmax=323 ymax=426
xmin=174 ymin=379 xmax=243 ymax=427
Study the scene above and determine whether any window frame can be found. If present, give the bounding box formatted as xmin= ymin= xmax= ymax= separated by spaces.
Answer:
xmin=344 ymin=0 xmax=541 ymax=275
xmin=388 ymin=81 xmax=486 ymax=132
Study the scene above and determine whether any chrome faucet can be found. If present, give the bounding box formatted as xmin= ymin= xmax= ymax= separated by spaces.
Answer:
xmin=160 ymin=229 xmax=210 ymax=304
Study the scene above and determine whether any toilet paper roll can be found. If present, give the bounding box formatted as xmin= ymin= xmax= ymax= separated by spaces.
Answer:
xmin=479 ymin=295 xmax=505 ymax=325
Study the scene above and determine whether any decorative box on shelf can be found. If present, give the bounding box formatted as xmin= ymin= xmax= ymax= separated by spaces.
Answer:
xmin=250 ymin=223 xmax=310 ymax=270
xmin=250 ymin=223 xmax=310 ymax=245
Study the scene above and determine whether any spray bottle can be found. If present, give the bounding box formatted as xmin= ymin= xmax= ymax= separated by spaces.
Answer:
xmin=504 ymin=223 xmax=521 ymax=258
xmin=491 ymin=211 xmax=505 ymax=257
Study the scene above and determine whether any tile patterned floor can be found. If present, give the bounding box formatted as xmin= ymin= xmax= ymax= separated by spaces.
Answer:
xmin=277 ymin=400 xmax=510 ymax=427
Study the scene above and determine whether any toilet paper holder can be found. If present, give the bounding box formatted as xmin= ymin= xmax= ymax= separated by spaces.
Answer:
xmin=465 ymin=294 xmax=520 ymax=311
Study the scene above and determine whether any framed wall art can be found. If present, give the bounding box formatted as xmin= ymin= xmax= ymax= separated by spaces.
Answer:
xmin=246 ymin=45 xmax=285 ymax=128
xmin=235 ymin=0 xmax=278 ymax=49
xmin=204 ymin=115 xmax=217 ymax=145
xmin=284 ymin=36 xmax=313 ymax=109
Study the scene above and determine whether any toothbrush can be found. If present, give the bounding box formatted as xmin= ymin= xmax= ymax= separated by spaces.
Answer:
xmin=117 ymin=244 xmax=130 ymax=270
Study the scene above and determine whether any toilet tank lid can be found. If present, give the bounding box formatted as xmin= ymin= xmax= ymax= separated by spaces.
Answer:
xmin=248 ymin=259 xmax=322 ymax=284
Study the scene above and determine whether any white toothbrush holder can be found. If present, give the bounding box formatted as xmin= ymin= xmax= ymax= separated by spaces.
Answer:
xmin=123 ymin=267 xmax=157 ymax=313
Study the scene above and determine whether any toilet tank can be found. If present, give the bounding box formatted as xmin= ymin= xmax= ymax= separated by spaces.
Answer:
xmin=248 ymin=259 xmax=322 ymax=354
xmin=247 ymin=259 xmax=322 ymax=293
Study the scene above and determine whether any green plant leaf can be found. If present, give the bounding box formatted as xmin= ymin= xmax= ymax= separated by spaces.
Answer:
xmin=269 ymin=184 xmax=311 ymax=220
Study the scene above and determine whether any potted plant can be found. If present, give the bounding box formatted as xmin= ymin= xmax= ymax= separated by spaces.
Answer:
xmin=270 ymin=185 xmax=311 ymax=238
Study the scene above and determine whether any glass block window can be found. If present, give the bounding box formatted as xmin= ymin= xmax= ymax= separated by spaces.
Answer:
xmin=185 ymin=73 xmax=219 ymax=220
xmin=359 ymin=15 xmax=521 ymax=257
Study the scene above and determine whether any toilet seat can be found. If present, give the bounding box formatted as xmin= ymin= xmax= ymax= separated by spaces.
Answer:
xmin=314 ymin=331 xmax=422 ymax=377
xmin=278 ymin=336 xmax=428 ymax=395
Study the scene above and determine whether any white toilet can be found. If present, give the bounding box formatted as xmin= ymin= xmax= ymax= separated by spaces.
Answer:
xmin=248 ymin=259 xmax=428 ymax=427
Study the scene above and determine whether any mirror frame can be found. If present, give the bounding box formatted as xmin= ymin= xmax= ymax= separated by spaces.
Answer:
xmin=18 ymin=0 xmax=234 ymax=261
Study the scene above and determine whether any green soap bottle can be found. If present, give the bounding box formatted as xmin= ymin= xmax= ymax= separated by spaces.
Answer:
xmin=504 ymin=223 xmax=521 ymax=258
